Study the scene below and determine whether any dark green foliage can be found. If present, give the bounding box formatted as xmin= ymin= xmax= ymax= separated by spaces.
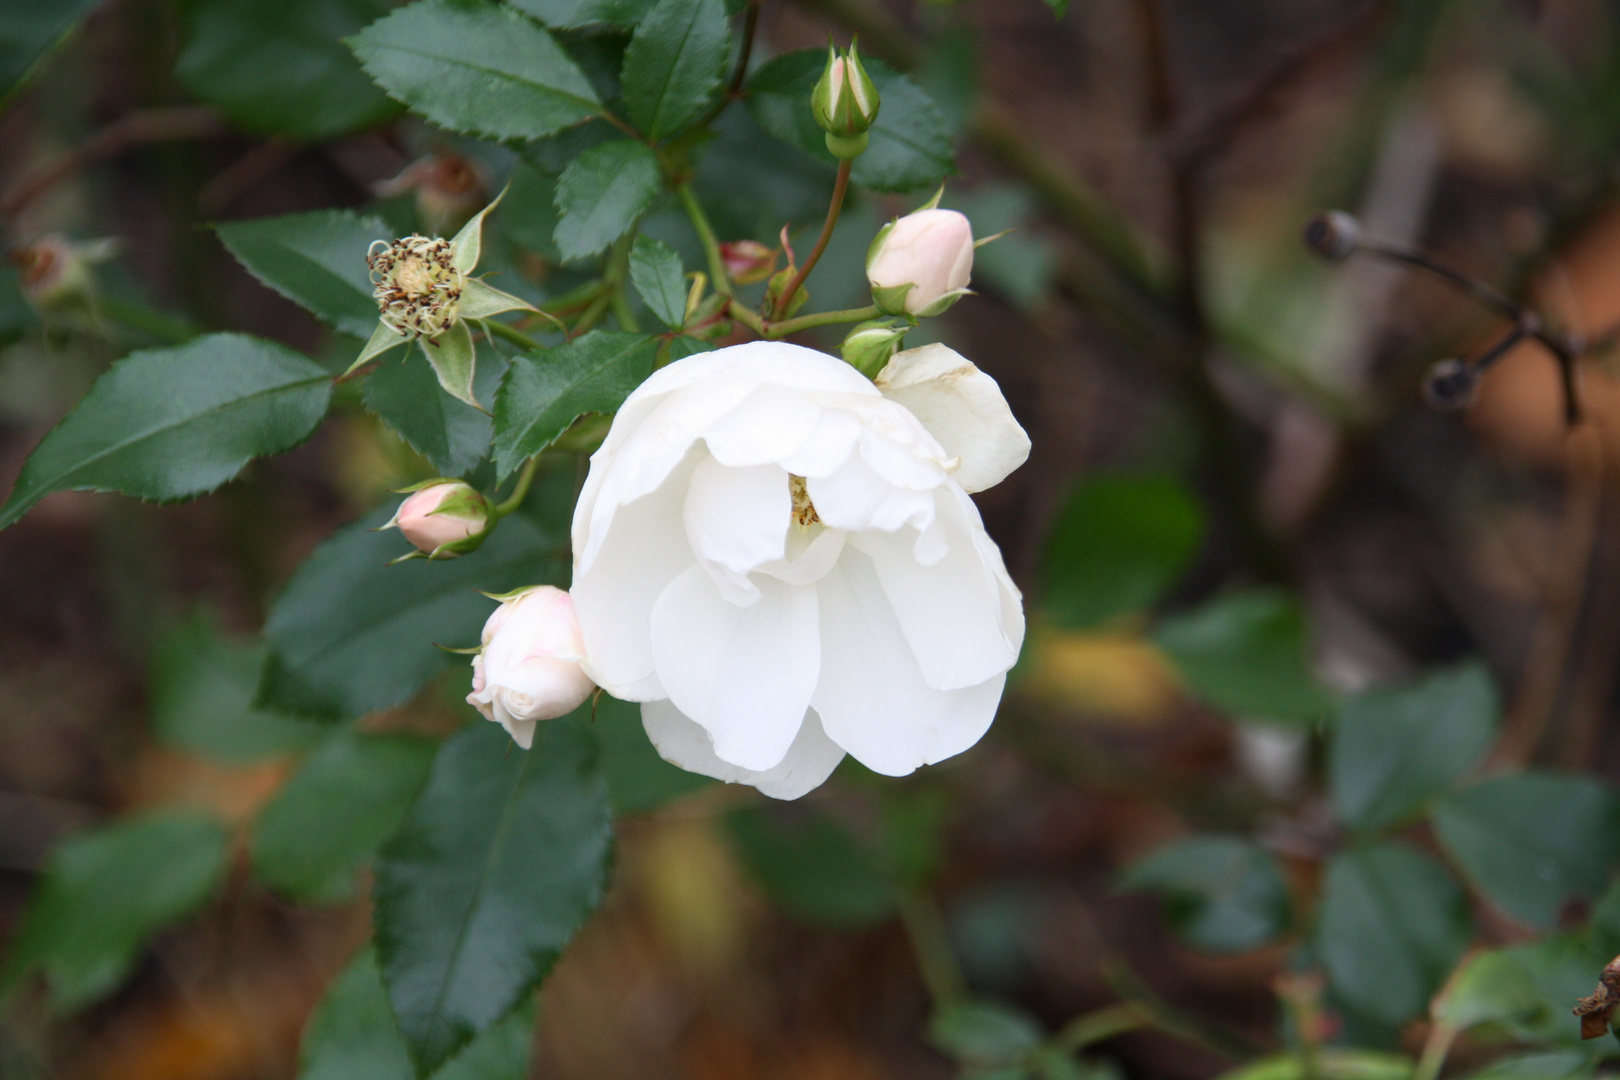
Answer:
xmin=0 ymin=334 xmax=332 ymax=529
xmin=373 ymin=718 xmax=612 ymax=1075
xmin=1042 ymin=473 xmax=1204 ymax=629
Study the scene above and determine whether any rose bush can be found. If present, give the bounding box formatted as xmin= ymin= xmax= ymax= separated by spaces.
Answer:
xmin=569 ymin=340 xmax=1030 ymax=799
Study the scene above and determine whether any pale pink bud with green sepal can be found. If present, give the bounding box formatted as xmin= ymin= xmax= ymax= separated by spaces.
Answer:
xmin=385 ymin=480 xmax=492 ymax=558
xmin=866 ymin=208 xmax=974 ymax=317
xmin=811 ymin=39 xmax=879 ymax=158
xmin=468 ymin=586 xmax=596 ymax=749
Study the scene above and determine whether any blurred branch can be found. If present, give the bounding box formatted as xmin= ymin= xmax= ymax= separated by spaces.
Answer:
xmin=1489 ymin=424 xmax=1605 ymax=769
xmin=0 ymin=106 xmax=225 ymax=224
xmin=1101 ymin=956 xmax=1267 ymax=1061
xmin=897 ymin=890 xmax=967 ymax=1005
xmin=1170 ymin=0 xmax=1395 ymax=168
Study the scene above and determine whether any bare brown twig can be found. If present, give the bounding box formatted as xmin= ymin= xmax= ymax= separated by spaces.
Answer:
xmin=0 ymin=106 xmax=225 ymax=224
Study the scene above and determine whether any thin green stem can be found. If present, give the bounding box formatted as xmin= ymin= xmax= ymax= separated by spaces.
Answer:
xmin=767 ymin=304 xmax=880 ymax=337
xmin=1411 ymin=1023 xmax=1458 ymax=1080
xmin=482 ymin=319 xmax=540 ymax=351
xmin=571 ymin=291 xmax=612 ymax=337
xmin=1100 ymin=958 xmax=1263 ymax=1061
xmin=605 ymin=232 xmax=640 ymax=332
xmin=677 ymin=183 xmax=732 ymax=296
xmin=726 ymin=298 xmax=766 ymax=337
xmin=897 ymin=891 xmax=966 ymax=1006
xmin=493 ymin=455 xmax=542 ymax=517
xmin=773 ymin=157 xmax=852 ymax=320
xmin=1051 ymin=1003 xmax=1151 ymax=1054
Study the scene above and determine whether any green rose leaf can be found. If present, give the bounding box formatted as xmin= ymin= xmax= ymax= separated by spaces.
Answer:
xmin=1041 ymin=473 xmax=1204 ymax=629
xmin=1431 ymin=949 xmax=1543 ymax=1033
xmin=1 ymin=812 xmax=228 ymax=1012
xmin=1432 ymin=773 xmax=1620 ymax=929
xmin=552 ymin=138 xmax=662 ymax=261
xmin=0 ymin=0 xmax=104 ymax=107
xmin=0 ymin=334 xmax=332 ymax=530
xmin=1464 ymin=1051 xmax=1596 ymax=1080
xmin=177 ymin=0 xmax=398 ymax=140
xmin=374 ymin=718 xmax=612 ymax=1076
xmin=1329 ymin=663 xmax=1498 ymax=833
xmin=215 ymin=210 xmax=390 ymax=339
xmin=507 ymin=0 xmax=656 ymax=28
xmin=150 ymin=609 xmax=326 ymax=762
xmin=299 ymin=948 xmax=534 ymax=1080
xmin=490 ymin=330 xmax=658 ymax=479
xmin=1315 ymin=842 xmax=1472 ymax=1027
xmin=590 ymin=695 xmax=711 ymax=815
xmin=1154 ymin=589 xmax=1333 ymax=724
xmin=1118 ymin=835 xmax=1290 ymax=953
xmin=362 ymin=348 xmax=506 ymax=478
xmin=621 ymin=0 xmax=729 ymax=141
xmin=252 ymin=730 xmax=436 ymax=903
xmin=628 ymin=235 xmax=687 ymax=329
xmin=746 ymin=50 xmax=954 ymax=193
xmin=258 ymin=504 xmax=566 ymax=719
xmin=927 ymin=999 xmax=1044 ymax=1068
xmin=349 ymin=0 xmax=601 ymax=142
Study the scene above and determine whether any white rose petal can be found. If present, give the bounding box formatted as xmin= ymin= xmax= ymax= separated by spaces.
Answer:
xmin=571 ymin=341 xmax=1027 ymax=799
xmin=875 ymin=343 xmax=1031 ymax=494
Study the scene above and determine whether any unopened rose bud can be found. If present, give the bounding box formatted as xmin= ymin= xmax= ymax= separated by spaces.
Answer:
xmin=375 ymin=153 xmax=487 ymax=237
xmin=10 ymin=234 xmax=117 ymax=312
xmin=867 ymin=208 xmax=974 ymax=317
xmin=467 ymin=586 xmax=596 ymax=749
xmin=840 ymin=318 xmax=908 ymax=377
xmin=720 ymin=240 xmax=778 ymax=285
xmin=385 ymin=480 xmax=492 ymax=558
xmin=812 ymin=39 xmax=879 ymax=158
xmin=1304 ymin=211 xmax=1361 ymax=260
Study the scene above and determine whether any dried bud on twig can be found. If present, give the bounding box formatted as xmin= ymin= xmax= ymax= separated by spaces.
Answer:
xmin=1304 ymin=211 xmax=1361 ymax=261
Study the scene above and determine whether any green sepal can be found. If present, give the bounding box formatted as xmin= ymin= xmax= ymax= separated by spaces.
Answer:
xmin=434 ymin=643 xmax=483 ymax=655
xmin=840 ymin=318 xmax=908 ymax=378
xmin=420 ymin=320 xmax=482 ymax=411
xmin=824 ymin=130 xmax=868 ymax=159
xmin=864 ymin=220 xmax=894 ymax=273
xmin=477 ymin=585 xmax=542 ymax=603
xmin=459 ymin=277 xmax=538 ymax=321
xmin=344 ymin=320 xmax=410 ymax=380
xmin=911 ymin=287 xmax=971 ymax=319
xmin=766 ymin=266 xmax=809 ymax=318
xmin=387 ymin=549 xmax=428 ymax=565
xmin=389 ymin=477 xmax=460 ymax=495
xmin=449 ymin=185 xmax=508 ymax=276
xmin=974 ymin=229 xmax=1011 ymax=248
xmin=426 ymin=530 xmax=491 ymax=560
xmin=870 ymin=281 xmax=914 ymax=317
xmin=915 ymin=183 xmax=945 ymax=212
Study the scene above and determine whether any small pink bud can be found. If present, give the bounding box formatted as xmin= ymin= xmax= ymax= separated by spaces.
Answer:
xmin=466 ymin=586 xmax=596 ymax=748
xmin=866 ymin=208 xmax=974 ymax=316
xmin=388 ymin=481 xmax=491 ymax=557
xmin=720 ymin=240 xmax=778 ymax=285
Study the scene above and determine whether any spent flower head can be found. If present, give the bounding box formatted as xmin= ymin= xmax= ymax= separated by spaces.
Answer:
xmin=343 ymin=191 xmax=536 ymax=410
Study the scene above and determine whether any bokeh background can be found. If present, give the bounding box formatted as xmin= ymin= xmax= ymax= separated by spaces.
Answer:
xmin=4 ymin=0 xmax=1620 ymax=1077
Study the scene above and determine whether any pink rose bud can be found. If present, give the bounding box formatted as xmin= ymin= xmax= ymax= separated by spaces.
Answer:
xmin=866 ymin=208 xmax=974 ymax=317
xmin=467 ymin=586 xmax=596 ymax=748
xmin=720 ymin=240 xmax=778 ymax=285
xmin=386 ymin=480 xmax=492 ymax=558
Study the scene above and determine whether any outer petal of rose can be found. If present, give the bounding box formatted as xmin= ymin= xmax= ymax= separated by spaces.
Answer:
xmin=811 ymin=548 xmax=1004 ymax=776
xmin=641 ymin=698 xmax=845 ymax=800
xmin=650 ymin=565 xmax=820 ymax=772
xmin=571 ymin=453 xmax=698 ymax=698
xmin=577 ymin=379 xmax=757 ymax=569
xmin=876 ymin=344 xmax=1030 ymax=493
xmin=851 ymin=488 xmax=1019 ymax=691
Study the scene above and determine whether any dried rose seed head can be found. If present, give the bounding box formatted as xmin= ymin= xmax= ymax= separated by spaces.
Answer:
xmin=368 ymin=236 xmax=465 ymax=339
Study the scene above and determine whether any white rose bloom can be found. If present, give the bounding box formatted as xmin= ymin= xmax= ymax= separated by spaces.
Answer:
xmin=570 ymin=340 xmax=1029 ymax=800
xmin=468 ymin=585 xmax=596 ymax=749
